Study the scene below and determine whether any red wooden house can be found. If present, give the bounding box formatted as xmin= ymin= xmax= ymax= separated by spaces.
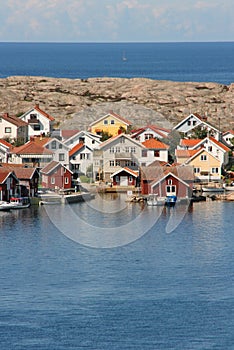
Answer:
xmin=110 ymin=167 xmax=139 ymax=187
xmin=141 ymin=165 xmax=194 ymax=199
xmin=40 ymin=161 xmax=73 ymax=190
xmin=0 ymin=168 xmax=19 ymax=201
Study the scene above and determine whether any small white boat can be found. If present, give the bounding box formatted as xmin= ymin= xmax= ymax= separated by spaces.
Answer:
xmin=202 ymin=186 xmax=224 ymax=193
xmin=9 ymin=197 xmax=31 ymax=209
xmin=0 ymin=201 xmax=14 ymax=211
xmin=147 ymin=194 xmax=165 ymax=206
xmin=223 ymin=184 xmax=234 ymax=191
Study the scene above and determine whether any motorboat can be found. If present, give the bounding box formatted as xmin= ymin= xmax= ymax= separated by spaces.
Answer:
xmin=9 ymin=197 xmax=31 ymax=209
xmin=0 ymin=201 xmax=14 ymax=211
xmin=223 ymin=183 xmax=234 ymax=191
xmin=202 ymin=186 xmax=224 ymax=193
xmin=165 ymin=195 xmax=177 ymax=207
xmin=147 ymin=194 xmax=165 ymax=206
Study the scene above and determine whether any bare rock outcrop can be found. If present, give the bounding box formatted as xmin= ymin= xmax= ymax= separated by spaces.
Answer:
xmin=0 ymin=76 xmax=233 ymax=130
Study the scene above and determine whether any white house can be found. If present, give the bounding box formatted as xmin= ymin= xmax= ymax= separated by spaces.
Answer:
xmin=173 ymin=113 xmax=221 ymax=140
xmin=142 ymin=138 xmax=169 ymax=164
xmin=0 ymin=113 xmax=28 ymax=143
xmin=0 ymin=139 xmax=12 ymax=163
xmin=222 ymin=130 xmax=234 ymax=147
xmin=64 ymin=130 xmax=101 ymax=150
xmin=131 ymin=125 xmax=170 ymax=142
xmin=19 ymin=104 xmax=55 ymax=137
xmin=69 ymin=143 xmax=94 ymax=175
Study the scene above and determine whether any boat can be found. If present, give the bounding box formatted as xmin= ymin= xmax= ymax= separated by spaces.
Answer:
xmin=122 ymin=51 xmax=127 ymax=61
xmin=165 ymin=195 xmax=177 ymax=207
xmin=202 ymin=186 xmax=224 ymax=193
xmin=0 ymin=201 xmax=14 ymax=211
xmin=9 ymin=197 xmax=31 ymax=209
xmin=147 ymin=194 xmax=165 ymax=206
xmin=223 ymin=183 xmax=234 ymax=191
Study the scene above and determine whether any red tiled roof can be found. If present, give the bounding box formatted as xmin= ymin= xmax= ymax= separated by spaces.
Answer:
xmin=2 ymin=165 xmax=37 ymax=179
xmin=0 ymin=168 xmax=12 ymax=183
xmin=11 ymin=141 xmax=53 ymax=155
xmin=0 ymin=138 xmax=13 ymax=149
xmin=209 ymin=137 xmax=231 ymax=151
xmin=180 ymin=139 xmax=202 ymax=147
xmin=69 ymin=142 xmax=84 ymax=157
xmin=1 ymin=113 xmax=28 ymax=127
xmin=223 ymin=130 xmax=234 ymax=135
xmin=33 ymin=136 xmax=52 ymax=146
xmin=142 ymin=138 xmax=169 ymax=149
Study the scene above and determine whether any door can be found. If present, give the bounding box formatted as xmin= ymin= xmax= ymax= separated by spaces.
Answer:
xmin=120 ymin=176 xmax=128 ymax=186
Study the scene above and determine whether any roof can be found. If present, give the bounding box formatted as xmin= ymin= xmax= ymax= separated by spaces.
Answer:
xmin=61 ymin=129 xmax=80 ymax=140
xmin=40 ymin=160 xmax=72 ymax=175
xmin=11 ymin=141 xmax=53 ymax=155
xmin=0 ymin=168 xmax=17 ymax=184
xmin=192 ymin=136 xmax=231 ymax=152
xmin=184 ymin=147 xmax=220 ymax=164
xmin=175 ymin=149 xmax=201 ymax=158
xmin=173 ymin=113 xmax=219 ymax=132
xmin=223 ymin=130 xmax=234 ymax=136
xmin=180 ymin=139 xmax=203 ymax=148
xmin=142 ymin=138 xmax=169 ymax=149
xmin=141 ymin=165 xmax=194 ymax=183
xmin=0 ymin=164 xmax=38 ymax=179
xmin=69 ymin=142 xmax=85 ymax=157
xmin=1 ymin=113 xmax=28 ymax=127
xmin=89 ymin=111 xmax=132 ymax=127
xmin=110 ymin=167 xmax=138 ymax=178
xmin=32 ymin=136 xmax=52 ymax=146
xmin=0 ymin=138 xmax=13 ymax=149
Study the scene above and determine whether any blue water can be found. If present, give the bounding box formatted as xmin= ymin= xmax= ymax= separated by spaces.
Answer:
xmin=0 ymin=199 xmax=233 ymax=349
xmin=0 ymin=42 xmax=233 ymax=84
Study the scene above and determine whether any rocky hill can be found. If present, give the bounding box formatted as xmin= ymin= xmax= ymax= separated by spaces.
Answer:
xmin=0 ymin=76 xmax=233 ymax=131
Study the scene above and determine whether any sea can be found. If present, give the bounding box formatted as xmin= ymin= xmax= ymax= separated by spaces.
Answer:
xmin=0 ymin=42 xmax=234 ymax=84
xmin=0 ymin=42 xmax=234 ymax=349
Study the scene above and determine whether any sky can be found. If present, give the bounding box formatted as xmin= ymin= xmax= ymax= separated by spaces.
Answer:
xmin=0 ymin=0 xmax=233 ymax=42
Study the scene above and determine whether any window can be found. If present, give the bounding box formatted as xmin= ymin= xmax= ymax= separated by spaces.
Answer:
xmin=194 ymin=167 xmax=200 ymax=173
xmin=59 ymin=143 xmax=63 ymax=149
xmin=129 ymin=176 xmax=133 ymax=183
xmin=115 ymin=175 xmax=119 ymax=182
xmin=125 ymin=147 xmax=130 ymax=153
xmin=208 ymin=146 xmax=212 ymax=152
xmin=92 ymin=140 xmax=95 ymax=144
xmin=110 ymin=147 xmax=115 ymax=153
xmin=125 ymin=160 xmax=130 ymax=166
xmin=115 ymin=146 xmax=120 ymax=153
xmin=30 ymin=113 xmax=37 ymax=119
xmin=51 ymin=177 xmax=55 ymax=184
xmin=200 ymin=154 xmax=207 ymax=161
xmin=142 ymin=150 xmax=147 ymax=157
xmin=145 ymin=134 xmax=153 ymax=140
xmin=154 ymin=150 xmax=160 ymax=157
xmin=141 ymin=162 xmax=146 ymax=167
xmin=59 ymin=153 xmax=65 ymax=161
xmin=51 ymin=140 xmax=57 ymax=149
xmin=80 ymin=154 xmax=85 ymax=160
xmin=33 ymin=125 xmax=41 ymax=131
xmin=110 ymin=120 xmax=115 ymax=124
xmin=193 ymin=121 xmax=196 ymax=126
xmin=110 ymin=160 xmax=115 ymax=166
xmin=115 ymin=160 xmax=120 ymax=166
xmin=187 ymin=120 xmax=191 ymax=126
xmin=130 ymin=147 xmax=136 ymax=153
xmin=64 ymin=177 xmax=69 ymax=184
xmin=120 ymin=136 xmax=125 ymax=143
xmin=168 ymin=179 xmax=172 ymax=185
xmin=5 ymin=127 xmax=11 ymax=133
xmin=104 ymin=120 xmax=108 ymax=125
xmin=211 ymin=167 xmax=219 ymax=174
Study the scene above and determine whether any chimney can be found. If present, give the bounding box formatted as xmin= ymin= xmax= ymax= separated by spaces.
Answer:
xmin=30 ymin=136 xmax=35 ymax=142
xmin=3 ymin=113 xmax=9 ymax=118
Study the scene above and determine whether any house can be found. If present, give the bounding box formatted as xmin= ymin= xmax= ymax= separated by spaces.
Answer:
xmin=40 ymin=161 xmax=73 ymax=190
xmin=0 ymin=113 xmax=28 ymax=143
xmin=110 ymin=167 xmax=139 ymax=187
xmin=141 ymin=165 xmax=194 ymax=198
xmin=142 ymin=138 xmax=169 ymax=163
xmin=92 ymin=133 xmax=150 ymax=182
xmin=0 ymin=163 xmax=39 ymax=197
xmin=0 ymin=139 xmax=13 ymax=163
xmin=173 ymin=113 xmax=221 ymax=140
xmin=69 ymin=142 xmax=94 ymax=176
xmin=222 ymin=130 xmax=234 ymax=147
xmin=64 ymin=130 xmax=101 ymax=150
xmin=183 ymin=148 xmax=222 ymax=182
xmin=89 ymin=111 xmax=132 ymax=137
xmin=178 ymin=136 xmax=230 ymax=166
xmin=9 ymin=140 xmax=53 ymax=169
xmin=131 ymin=125 xmax=170 ymax=142
xmin=19 ymin=104 xmax=55 ymax=137
xmin=0 ymin=168 xmax=19 ymax=201
xmin=33 ymin=136 xmax=70 ymax=167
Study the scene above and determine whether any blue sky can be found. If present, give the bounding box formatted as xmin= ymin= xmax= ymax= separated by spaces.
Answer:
xmin=1 ymin=0 xmax=233 ymax=42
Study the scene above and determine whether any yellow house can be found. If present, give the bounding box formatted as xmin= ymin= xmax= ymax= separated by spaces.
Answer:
xmin=184 ymin=148 xmax=222 ymax=181
xmin=89 ymin=111 xmax=132 ymax=137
